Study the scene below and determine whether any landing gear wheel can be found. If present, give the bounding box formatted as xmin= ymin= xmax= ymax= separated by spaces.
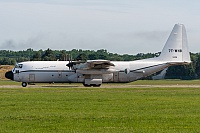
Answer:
xmin=83 ymin=83 xmax=92 ymax=87
xmin=93 ymin=84 xmax=101 ymax=87
xmin=22 ymin=82 xmax=27 ymax=87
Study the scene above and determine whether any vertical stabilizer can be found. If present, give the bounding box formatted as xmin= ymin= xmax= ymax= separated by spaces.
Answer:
xmin=158 ymin=24 xmax=191 ymax=63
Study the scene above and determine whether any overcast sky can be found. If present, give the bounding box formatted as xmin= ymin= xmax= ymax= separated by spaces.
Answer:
xmin=0 ymin=0 xmax=200 ymax=54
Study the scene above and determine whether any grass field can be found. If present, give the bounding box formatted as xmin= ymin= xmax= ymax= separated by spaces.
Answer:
xmin=0 ymin=80 xmax=200 ymax=132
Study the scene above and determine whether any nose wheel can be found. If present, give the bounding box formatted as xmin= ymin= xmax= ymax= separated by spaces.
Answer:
xmin=22 ymin=82 xmax=27 ymax=87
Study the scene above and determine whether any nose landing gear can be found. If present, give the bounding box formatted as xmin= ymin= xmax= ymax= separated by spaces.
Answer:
xmin=22 ymin=82 xmax=27 ymax=87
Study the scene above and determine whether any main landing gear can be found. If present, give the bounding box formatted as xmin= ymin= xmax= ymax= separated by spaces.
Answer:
xmin=22 ymin=82 xmax=27 ymax=87
xmin=83 ymin=83 xmax=101 ymax=87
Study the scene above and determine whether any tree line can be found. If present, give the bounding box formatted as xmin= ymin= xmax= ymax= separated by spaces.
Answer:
xmin=0 ymin=48 xmax=199 ymax=79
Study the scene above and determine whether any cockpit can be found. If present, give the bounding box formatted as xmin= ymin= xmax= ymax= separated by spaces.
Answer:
xmin=12 ymin=64 xmax=23 ymax=73
xmin=15 ymin=64 xmax=23 ymax=69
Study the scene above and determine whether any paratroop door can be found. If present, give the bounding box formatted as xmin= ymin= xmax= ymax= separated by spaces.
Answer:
xmin=29 ymin=74 xmax=35 ymax=82
xmin=113 ymin=72 xmax=119 ymax=82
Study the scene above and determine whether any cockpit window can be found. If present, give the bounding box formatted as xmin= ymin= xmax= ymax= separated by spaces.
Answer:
xmin=15 ymin=64 xmax=23 ymax=68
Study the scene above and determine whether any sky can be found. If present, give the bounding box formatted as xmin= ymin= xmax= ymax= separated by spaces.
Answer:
xmin=0 ymin=0 xmax=200 ymax=54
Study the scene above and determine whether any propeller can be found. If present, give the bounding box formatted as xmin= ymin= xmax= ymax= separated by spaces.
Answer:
xmin=66 ymin=62 xmax=74 ymax=70
xmin=66 ymin=54 xmax=86 ymax=72
xmin=66 ymin=54 xmax=74 ymax=70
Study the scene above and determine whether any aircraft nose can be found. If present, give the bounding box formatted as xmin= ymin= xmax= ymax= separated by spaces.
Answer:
xmin=5 ymin=71 xmax=14 ymax=80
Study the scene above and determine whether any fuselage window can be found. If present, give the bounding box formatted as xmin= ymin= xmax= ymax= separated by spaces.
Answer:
xmin=15 ymin=64 xmax=23 ymax=68
xmin=19 ymin=64 xmax=23 ymax=68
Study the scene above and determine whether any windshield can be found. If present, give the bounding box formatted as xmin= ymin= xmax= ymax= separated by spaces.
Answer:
xmin=15 ymin=64 xmax=23 ymax=69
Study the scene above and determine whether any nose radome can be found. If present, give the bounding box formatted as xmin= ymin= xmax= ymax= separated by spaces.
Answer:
xmin=5 ymin=71 xmax=14 ymax=80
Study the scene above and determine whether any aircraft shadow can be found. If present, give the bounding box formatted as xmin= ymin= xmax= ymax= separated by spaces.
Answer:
xmin=42 ymin=85 xmax=79 ymax=88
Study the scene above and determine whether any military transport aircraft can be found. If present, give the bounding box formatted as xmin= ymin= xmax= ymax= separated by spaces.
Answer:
xmin=5 ymin=24 xmax=191 ymax=87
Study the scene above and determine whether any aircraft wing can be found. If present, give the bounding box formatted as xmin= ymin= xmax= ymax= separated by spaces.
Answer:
xmin=87 ymin=60 xmax=115 ymax=68
xmin=75 ymin=60 xmax=117 ymax=74
xmin=76 ymin=60 xmax=115 ymax=70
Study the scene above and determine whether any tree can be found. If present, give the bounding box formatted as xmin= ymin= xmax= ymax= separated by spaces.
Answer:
xmin=32 ymin=51 xmax=42 ymax=61
xmin=76 ymin=53 xmax=87 ymax=61
xmin=88 ymin=53 xmax=97 ymax=60
xmin=58 ymin=50 xmax=67 ymax=61
xmin=42 ymin=48 xmax=56 ymax=61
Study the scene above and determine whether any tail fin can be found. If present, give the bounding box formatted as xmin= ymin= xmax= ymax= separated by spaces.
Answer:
xmin=158 ymin=24 xmax=191 ymax=64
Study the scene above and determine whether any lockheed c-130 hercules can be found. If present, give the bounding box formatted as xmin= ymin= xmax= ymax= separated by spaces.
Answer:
xmin=5 ymin=24 xmax=191 ymax=87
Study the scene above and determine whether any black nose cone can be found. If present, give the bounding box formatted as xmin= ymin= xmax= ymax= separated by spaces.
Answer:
xmin=5 ymin=71 xmax=14 ymax=80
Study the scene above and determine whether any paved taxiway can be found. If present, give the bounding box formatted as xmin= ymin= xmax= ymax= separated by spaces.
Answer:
xmin=1 ymin=84 xmax=200 ymax=88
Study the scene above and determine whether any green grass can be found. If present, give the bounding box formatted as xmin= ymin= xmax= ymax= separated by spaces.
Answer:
xmin=0 ymin=80 xmax=200 ymax=132
xmin=130 ymin=79 xmax=200 ymax=85
xmin=0 ymin=80 xmax=21 ymax=85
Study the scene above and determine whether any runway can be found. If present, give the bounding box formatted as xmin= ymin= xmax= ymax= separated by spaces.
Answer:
xmin=1 ymin=83 xmax=200 ymax=88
